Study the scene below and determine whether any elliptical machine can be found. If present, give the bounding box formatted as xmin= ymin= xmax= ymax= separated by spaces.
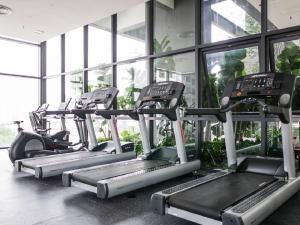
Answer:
xmin=9 ymin=99 xmax=76 ymax=163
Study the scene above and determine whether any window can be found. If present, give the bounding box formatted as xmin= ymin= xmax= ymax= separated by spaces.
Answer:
xmin=116 ymin=61 xmax=147 ymax=154
xmin=117 ymin=3 xmax=146 ymax=61
xmin=88 ymin=67 xmax=113 ymax=92
xmin=0 ymin=39 xmax=39 ymax=76
xmin=65 ymin=28 xmax=83 ymax=72
xmin=273 ymin=39 xmax=300 ymax=109
xmin=154 ymin=52 xmax=196 ymax=154
xmin=154 ymin=52 xmax=196 ymax=107
xmin=268 ymin=0 xmax=300 ymax=30
xmin=205 ymin=46 xmax=260 ymax=107
xmin=117 ymin=60 xmax=148 ymax=109
xmin=89 ymin=17 xmax=112 ymax=67
xmin=46 ymin=36 xmax=61 ymax=76
xmin=202 ymin=119 xmax=261 ymax=168
xmin=154 ymin=0 xmax=195 ymax=53
xmin=0 ymin=76 xmax=38 ymax=147
xmin=65 ymin=72 xmax=83 ymax=103
xmin=46 ymin=76 xmax=61 ymax=109
xmin=202 ymin=0 xmax=261 ymax=43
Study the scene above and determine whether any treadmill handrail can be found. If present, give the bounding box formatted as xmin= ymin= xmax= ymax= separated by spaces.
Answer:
xmin=71 ymin=109 xmax=96 ymax=115
xmin=95 ymin=109 xmax=139 ymax=120
xmin=45 ymin=110 xmax=72 ymax=115
xmin=185 ymin=108 xmax=226 ymax=122
xmin=137 ymin=108 xmax=177 ymax=121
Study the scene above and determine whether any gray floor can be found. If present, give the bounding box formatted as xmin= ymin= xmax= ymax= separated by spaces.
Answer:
xmin=1 ymin=149 xmax=300 ymax=225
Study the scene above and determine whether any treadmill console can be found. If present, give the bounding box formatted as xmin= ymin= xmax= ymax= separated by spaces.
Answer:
xmin=221 ymin=73 xmax=296 ymax=108
xmin=91 ymin=87 xmax=119 ymax=109
xmin=135 ymin=81 xmax=185 ymax=109
xmin=76 ymin=92 xmax=94 ymax=109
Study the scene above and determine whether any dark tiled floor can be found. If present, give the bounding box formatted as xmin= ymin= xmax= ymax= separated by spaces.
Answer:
xmin=1 ymin=149 xmax=300 ymax=225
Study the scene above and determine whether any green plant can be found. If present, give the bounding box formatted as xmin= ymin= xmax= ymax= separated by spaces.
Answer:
xmin=201 ymin=139 xmax=226 ymax=169
xmin=120 ymin=130 xmax=143 ymax=155
xmin=0 ymin=127 xmax=15 ymax=146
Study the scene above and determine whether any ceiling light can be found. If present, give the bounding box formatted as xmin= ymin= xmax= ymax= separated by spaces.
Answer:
xmin=0 ymin=5 xmax=12 ymax=15
xmin=34 ymin=30 xmax=45 ymax=35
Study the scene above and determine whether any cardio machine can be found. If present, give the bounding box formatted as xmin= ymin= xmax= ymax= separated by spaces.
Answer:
xmin=9 ymin=99 xmax=74 ymax=163
xmin=15 ymin=87 xmax=135 ymax=179
xmin=151 ymin=72 xmax=300 ymax=225
xmin=62 ymin=81 xmax=200 ymax=199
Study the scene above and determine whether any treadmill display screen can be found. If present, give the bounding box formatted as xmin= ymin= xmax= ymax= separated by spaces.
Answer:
xmin=136 ymin=81 xmax=185 ymax=108
xmin=228 ymin=73 xmax=294 ymax=100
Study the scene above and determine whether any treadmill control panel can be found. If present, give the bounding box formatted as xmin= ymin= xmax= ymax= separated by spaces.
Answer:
xmin=91 ymin=87 xmax=118 ymax=109
xmin=135 ymin=81 xmax=185 ymax=109
xmin=223 ymin=73 xmax=295 ymax=103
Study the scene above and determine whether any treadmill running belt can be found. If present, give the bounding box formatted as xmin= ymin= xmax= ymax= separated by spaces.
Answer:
xmin=21 ymin=151 xmax=107 ymax=169
xmin=72 ymin=160 xmax=170 ymax=186
xmin=168 ymin=173 xmax=275 ymax=220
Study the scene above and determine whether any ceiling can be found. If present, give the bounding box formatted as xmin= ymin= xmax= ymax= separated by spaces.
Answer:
xmin=0 ymin=0 xmax=146 ymax=43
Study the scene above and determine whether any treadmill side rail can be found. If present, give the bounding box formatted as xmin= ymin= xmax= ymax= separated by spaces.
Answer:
xmin=222 ymin=177 xmax=300 ymax=225
xmin=18 ymin=151 xmax=136 ymax=179
xmin=96 ymin=160 xmax=200 ymax=199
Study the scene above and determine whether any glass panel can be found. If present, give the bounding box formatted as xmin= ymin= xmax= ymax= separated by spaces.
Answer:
xmin=88 ymin=67 xmax=113 ymax=92
xmin=65 ymin=72 xmax=83 ymax=106
xmin=117 ymin=3 xmax=146 ymax=61
xmin=0 ymin=39 xmax=39 ymax=76
xmin=154 ymin=52 xmax=196 ymax=159
xmin=46 ymin=77 xmax=61 ymax=109
xmin=116 ymin=61 xmax=147 ymax=155
xmin=205 ymin=46 xmax=260 ymax=108
xmin=202 ymin=120 xmax=261 ymax=168
xmin=273 ymin=39 xmax=300 ymax=109
xmin=89 ymin=17 xmax=112 ymax=67
xmin=268 ymin=0 xmax=300 ymax=30
xmin=202 ymin=0 xmax=261 ymax=44
xmin=0 ymin=76 xmax=38 ymax=147
xmin=46 ymin=36 xmax=61 ymax=75
xmin=154 ymin=0 xmax=195 ymax=53
xmin=65 ymin=27 xmax=83 ymax=72
xmin=117 ymin=60 xmax=148 ymax=109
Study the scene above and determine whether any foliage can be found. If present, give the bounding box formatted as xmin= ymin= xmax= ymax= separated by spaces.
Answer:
xmin=201 ymin=139 xmax=226 ymax=169
xmin=120 ymin=130 xmax=143 ymax=155
xmin=117 ymin=67 xmax=141 ymax=109
xmin=276 ymin=43 xmax=300 ymax=109
xmin=0 ymin=127 xmax=15 ymax=147
xmin=154 ymin=36 xmax=176 ymax=72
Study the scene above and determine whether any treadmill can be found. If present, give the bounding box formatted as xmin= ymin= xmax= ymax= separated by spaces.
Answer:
xmin=151 ymin=72 xmax=300 ymax=225
xmin=62 ymin=81 xmax=200 ymax=199
xmin=15 ymin=87 xmax=135 ymax=179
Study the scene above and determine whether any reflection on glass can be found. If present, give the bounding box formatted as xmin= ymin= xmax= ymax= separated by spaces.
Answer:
xmin=88 ymin=67 xmax=112 ymax=92
xmin=154 ymin=53 xmax=196 ymax=155
xmin=202 ymin=0 xmax=261 ymax=43
xmin=205 ymin=46 xmax=260 ymax=107
xmin=268 ymin=0 xmax=300 ymax=30
xmin=46 ymin=36 xmax=61 ymax=75
xmin=273 ymin=39 xmax=300 ymax=109
xmin=0 ymin=76 xmax=38 ymax=147
xmin=154 ymin=0 xmax=195 ymax=53
xmin=0 ymin=39 xmax=39 ymax=76
xmin=65 ymin=27 xmax=83 ymax=72
xmin=117 ymin=3 xmax=146 ymax=61
xmin=46 ymin=76 xmax=61 ymax=109
xmin=65 ymin=73 xmax=83 ymax=107
xmin=89 ymin=17 xmax=112 ymax=67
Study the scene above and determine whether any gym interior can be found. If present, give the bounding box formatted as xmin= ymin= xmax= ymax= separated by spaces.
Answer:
xmin=1 ymin=0 xmax=300 ymax=225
